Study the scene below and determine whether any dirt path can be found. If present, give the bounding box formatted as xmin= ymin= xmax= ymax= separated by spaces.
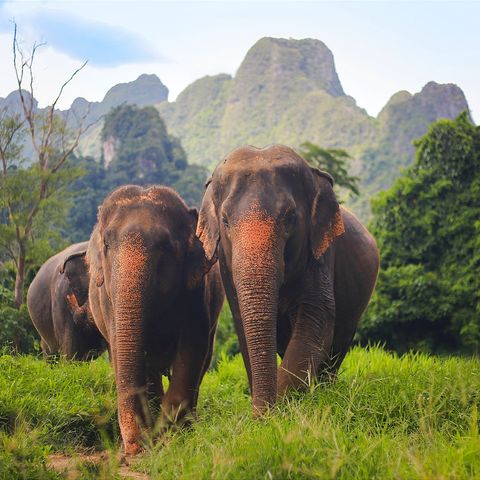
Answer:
xmin=48 ymin=452 xmax=149 ymax=480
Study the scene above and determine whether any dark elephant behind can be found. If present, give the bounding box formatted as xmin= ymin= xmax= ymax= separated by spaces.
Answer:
xmin=197 ymin=144 xmax=379 ymax=414
xmin=87 ymin=185 xmax=224 ymax=455
xmin=27 ymin=242 xmax=106 ymax=359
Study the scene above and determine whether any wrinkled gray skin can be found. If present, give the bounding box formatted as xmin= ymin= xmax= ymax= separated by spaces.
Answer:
xmin=27 ymin=242 xmax=106 ymax=359
xmin=87 ymin=185 xmax=224 ymax=455
xmin=197 ymin=145 xmax=379 ymax=414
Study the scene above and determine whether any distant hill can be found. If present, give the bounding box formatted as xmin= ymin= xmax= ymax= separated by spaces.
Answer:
xmin=1 ymin=37 xmax=471 ymax=218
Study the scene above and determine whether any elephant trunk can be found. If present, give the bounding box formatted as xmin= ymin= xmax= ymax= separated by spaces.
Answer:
xmin=232 ymin=210 xmax=282 ymax=415
xmin=113 ymin=234 xmax=150 ymax=455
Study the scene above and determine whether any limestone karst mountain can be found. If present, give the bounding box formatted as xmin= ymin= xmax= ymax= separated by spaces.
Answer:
xmin=158 ymin=37 xmax=376 ymax=168
xmin=1 ymin=37 xmax=471 ymax=217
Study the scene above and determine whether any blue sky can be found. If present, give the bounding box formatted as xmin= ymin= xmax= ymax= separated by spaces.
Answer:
xmin=0 ymin=1 xmax=478 ymax=122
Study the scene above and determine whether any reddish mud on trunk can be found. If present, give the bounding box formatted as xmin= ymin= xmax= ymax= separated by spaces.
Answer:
xmin=231 ymin=206 xmax=282 ymax=415
xmin=113 ymin=232 xmax=149 ymax=455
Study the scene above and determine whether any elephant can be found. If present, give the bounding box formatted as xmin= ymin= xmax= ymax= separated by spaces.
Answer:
xmin=27 ymin=242 xmax=106 ymax=359
xmin=86 ymin=185 xmax=224 ymax=455
xmin=197 ymin=144 xmax=379 ymax=414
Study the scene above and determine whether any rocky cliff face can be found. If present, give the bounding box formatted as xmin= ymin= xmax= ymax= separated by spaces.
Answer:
xmin=233 ymin=37 xmax=344 ymax=99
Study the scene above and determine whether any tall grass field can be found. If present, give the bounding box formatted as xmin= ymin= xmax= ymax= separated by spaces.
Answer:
xmin=1 ymin=346 xmax=479 ymax=479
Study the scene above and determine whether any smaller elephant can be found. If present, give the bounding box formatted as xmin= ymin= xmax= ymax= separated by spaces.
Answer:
xmin=87 ymin=185 xmax=224 ymax=455
xmin=27 ymin=242 xmax=106 ymax=359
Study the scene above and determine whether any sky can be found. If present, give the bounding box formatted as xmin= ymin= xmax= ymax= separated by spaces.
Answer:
xmin=0 ymin=1 xmax=478 ymax=121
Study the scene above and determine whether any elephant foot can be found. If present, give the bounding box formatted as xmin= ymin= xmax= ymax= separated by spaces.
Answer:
xmin=252 ymin=398 xmax=275 ymax=418
xmin=158 ymin=398 xmax=195 ymax=432
xmin=123 ymin=439 xmax=143 ymax=456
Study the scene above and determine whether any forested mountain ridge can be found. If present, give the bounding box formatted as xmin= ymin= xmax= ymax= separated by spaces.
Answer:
xmin=1 ymin=37 xmax=471 ymax=218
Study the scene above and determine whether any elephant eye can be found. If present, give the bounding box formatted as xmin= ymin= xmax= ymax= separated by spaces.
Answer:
xmin=158 ymin=239 xmax=174 ymax=253
xmin=285 ymin=210 xmax=297 ymax=228
xmin=222 ymin=215 xmax=230 ymax=228
xmin=103 ymin=238 xmax=109 ymax=250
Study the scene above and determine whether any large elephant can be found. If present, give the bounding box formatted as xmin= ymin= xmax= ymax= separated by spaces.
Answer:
xmin=27 ymin=242 xmax=106 ymax=359
xmin=197 ymin=145 xmax=379 ymax=414
xmin=87 ymin=185 xmax=224 ymax=455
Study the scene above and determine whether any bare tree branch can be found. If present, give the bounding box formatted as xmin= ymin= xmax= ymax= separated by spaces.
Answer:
xmin=5 ymin=22 xmax=88 ymax=306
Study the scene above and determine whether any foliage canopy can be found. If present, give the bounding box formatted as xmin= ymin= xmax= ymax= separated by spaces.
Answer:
xmin=359 ymin=112 xmax=480 ymax=354
xmin=299 ymin=141 xmax=360 ymax=197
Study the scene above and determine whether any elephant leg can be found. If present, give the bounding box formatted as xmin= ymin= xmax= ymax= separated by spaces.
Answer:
xmin=193 ymin=323 xmax=216 ymax=407
xmin=232 ymin=305 xmax=253 ymax=390
xmin=146 ymin=361 xmax=165 ymax=413
xmin=323 ymin=311 xmax=362 ymax=380
xmin=41 ymin=338 xmax=59 ymax=364
xmin=277 ymin=267 xmax=336 ymax=397
xmin=59 ymin=324 xmax=76 ymax=360
xmin=277 ymin=306 xmax=334 ymax=396
xmin=41 ymin=338 xmax=51 ymax=355
xmin=276 ymin=312 xmax=293 ymax=359
xmin=161 ymin=323 xmax=209 ymax=425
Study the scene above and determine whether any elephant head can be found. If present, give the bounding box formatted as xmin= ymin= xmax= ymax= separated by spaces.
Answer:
xmin=61 ymin=250 xmax=89 ymax=308
xmin=88 ymin=185 xmax=210 ymax=454
xmin=197 ymin=145 xmax=344 ymax=414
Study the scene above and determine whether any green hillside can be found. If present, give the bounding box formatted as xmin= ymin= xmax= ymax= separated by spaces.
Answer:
xmin=1 ymin=346 xmax=479 ymax=479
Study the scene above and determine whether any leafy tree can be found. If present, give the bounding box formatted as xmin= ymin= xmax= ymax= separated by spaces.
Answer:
xmin=0 ymin=109 xmax=80 ymax=306
xmin=299 ymin=141 xmax=360 ymax=196
xmin=66 ymin=156 xmax=107 ymax=243
xmin=359 ymin=112 xmax=480 ymax=354
xmin=101 ymin=105 xmax=207 ymax=205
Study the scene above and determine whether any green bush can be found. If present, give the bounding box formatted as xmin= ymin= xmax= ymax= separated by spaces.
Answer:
xmin=0 ymin=286 xmax=38 ymax=353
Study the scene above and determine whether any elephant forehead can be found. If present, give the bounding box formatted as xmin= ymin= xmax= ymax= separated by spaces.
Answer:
xmin=224 ymin=144 xmax=301 ymax=164
xmin=215 ymin=159 xmax=305 ymax=192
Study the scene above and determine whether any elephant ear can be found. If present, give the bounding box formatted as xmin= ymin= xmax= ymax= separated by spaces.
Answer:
xmin=186 ymin=207 xmax=215 ymax=290
xmin=196 ymin=179 xmax=220 ymax=264
xmin=310 ymin=168 xmax=345 ymax=260
xmin=87 ymin=229 xmax=104 ymax=288
xmin=60 ymin=250 xmax=86 ymax=275
xmin=60 ymin=250 xmax=89 ymax=305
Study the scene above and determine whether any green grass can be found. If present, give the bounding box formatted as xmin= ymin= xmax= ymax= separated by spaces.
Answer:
xmin=1 ymin=347 xmax=479 ymax=479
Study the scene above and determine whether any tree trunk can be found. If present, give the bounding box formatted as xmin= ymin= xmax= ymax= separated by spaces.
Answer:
xmin=14 ymin=242 xmax=26 ymax=308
